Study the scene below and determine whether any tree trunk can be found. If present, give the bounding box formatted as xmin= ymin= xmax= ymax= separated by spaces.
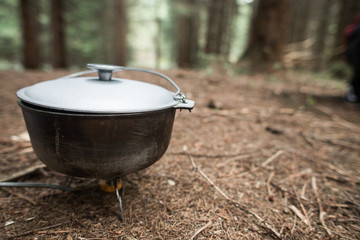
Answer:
xmin=289 ymin=0 xmax=311 ymax=43
xmin=312 ymin=0 xmax=333 ymax=71
xmin=175 ymin=0 xmax=199 ymax=68
xmin=51 ymin=0 xmax=66 ymax=68
xmin=20 ymin=0 xmax=41 ymax=69
xmin=205 ymin=0 xmax=237 ymax=57
xmin=246 ymin=0 xmax=291 ymax=71
xmin=113 ymin=0 xmax=127 ymax=66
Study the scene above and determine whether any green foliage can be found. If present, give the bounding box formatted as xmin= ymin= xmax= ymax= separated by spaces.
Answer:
xmin=0 ymin=0 xmax=352 ymax=73
xmin=64 ymin=0 xmax=105 ymax=67
xmin=327 ymin=60 xmax=352 ymax=80
xmin=0 ymin=0 xmax=21 ymax=69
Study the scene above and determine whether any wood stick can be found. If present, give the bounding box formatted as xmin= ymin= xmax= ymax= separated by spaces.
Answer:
xmin=169 ymin=151 xmax=256 ymax=159
xmin=289 ymin=205 xmax=309 ymax=226
xmin=216 ymin=153 xmax=254 ymax=168
xmin=293 ymin=185 xmax=312 ymax=230
xmin=291 ymin=215 xmax=297 ymax=235
xmin=0 ymin=145 xmax=18 ymax=154
xmin=266 ymin=172 xmax=275 ymax=200
xmin=311 ymin=177 xmax=332 ymax=236
xmin=7 ymin=222 xmax=67 ymax=238
xmin=188 ymin=155 xmax=283 ymax=239
xmin=1 ymin=188 xmax=36 ymax=205
xmin=316 ymin=106 xmax=360 ymax=132
xmin=300 ymin=182 xmax=308 ymax=201
xmin=0 ymin=164 xmax=45 ymax=182
xmin=189 ymin=155 xmax=230 ymax=200
xmin=188 ymin=221 xmax=212 ymax=240
xmin=261 ymin=150 xmax=283 ymax=168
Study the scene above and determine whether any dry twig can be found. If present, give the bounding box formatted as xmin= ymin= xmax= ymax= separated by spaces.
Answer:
xmin=266 ymin=172 xmax=275 ymax=201
xmin=169 ymin=151 xmax=255 ymax=159
xmin=293 ymin=186 xmax=313 ymax=231
xmin=261 ymin=150 xmax=284 ymax=168
xmin=0 ymin=164 xmax=45 ymax=182
xmin=7 ymin=222 xmax=68 ymax=239
xmin=311 ymin=177 xmax=332 ymax=236
xmin=316 ymin=106 xmax=360 ymax=132
xmin=291 ymin=215 xmax=297 ymax=235
xmin=188 ymin=155 xmax=283 ymax=239
xmin=1 ymin=188 xmax=36 ymax=205
xmin=289 ymin=205 xmax=309 ymax=226
xmin=188 ymin=221 xmax=212 ymax=240
xmin=216 ymin=153 xmax=254 ymax=168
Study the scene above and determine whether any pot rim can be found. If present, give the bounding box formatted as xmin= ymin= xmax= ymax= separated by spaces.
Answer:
xmin=18 ymin=100 xmax=175 ymax=117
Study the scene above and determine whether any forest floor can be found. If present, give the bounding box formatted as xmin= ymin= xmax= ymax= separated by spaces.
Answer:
xmin=0 ymin=68 xmax=360 ymax=240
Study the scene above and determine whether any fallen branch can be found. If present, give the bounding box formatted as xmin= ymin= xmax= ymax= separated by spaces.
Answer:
xmin=188 ymin=155 xmax=282 ymax=239
xmin=189 ymin=221 xmax=212 ymax=240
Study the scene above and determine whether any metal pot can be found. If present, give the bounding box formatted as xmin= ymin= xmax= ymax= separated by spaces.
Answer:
xmin=17 ymin=64 xmax=194 ymax=179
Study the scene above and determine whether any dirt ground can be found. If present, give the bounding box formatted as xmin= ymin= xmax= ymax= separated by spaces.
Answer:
xmin=0 ymin=68 xmax=360 ymax=239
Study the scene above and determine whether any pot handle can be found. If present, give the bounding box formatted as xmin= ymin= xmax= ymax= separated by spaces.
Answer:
xmin=86 ymin=64 xmax=186 ymax=102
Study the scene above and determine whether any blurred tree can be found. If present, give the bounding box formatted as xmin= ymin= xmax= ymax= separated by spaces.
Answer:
xmin=0 ymin=0 xmax=22 ymax=66
xmin=51 ymin=0 xmax=66 ymax=68
xmin=205 ymin=0 xmax=237 ymax=57
xmin=289 ymin=0 xmax=311 ymax=43
xmin=64 ymin=0 xmax=105 ymax=67
xmin=175 ymin=0 xmax=199 ymax=68
xmin=246 ymin=0 xmax=291 ymax=71
xmin=20 ymin=0 xmax=41 ymax=69
xmin=312 ymin=0 xmax=333 ymax=71
xmin=113 ymin=0 xmax=127 ymax=66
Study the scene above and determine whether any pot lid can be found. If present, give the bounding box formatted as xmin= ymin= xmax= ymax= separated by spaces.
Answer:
xmin=16 ymin=64 xmax=187 ymax=113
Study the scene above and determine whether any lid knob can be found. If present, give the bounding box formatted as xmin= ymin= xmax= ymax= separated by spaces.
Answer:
xmin=87 ymin=64 xmax=124 ymax=81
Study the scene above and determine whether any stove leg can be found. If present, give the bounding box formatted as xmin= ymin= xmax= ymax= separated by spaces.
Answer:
xmin=113 ymin=178 xmax=124 ymax=222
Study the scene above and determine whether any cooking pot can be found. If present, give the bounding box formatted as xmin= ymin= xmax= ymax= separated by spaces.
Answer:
xmin=17 ymin=64 xmax=194 ymax=179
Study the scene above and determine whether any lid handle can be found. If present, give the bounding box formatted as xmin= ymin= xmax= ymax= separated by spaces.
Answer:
xmin=87 ymin=64 xmax=124 ymax=81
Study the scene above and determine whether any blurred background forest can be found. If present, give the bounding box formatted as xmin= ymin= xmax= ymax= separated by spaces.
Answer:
xmin=0 ymin=0 xmax=359 ymax=77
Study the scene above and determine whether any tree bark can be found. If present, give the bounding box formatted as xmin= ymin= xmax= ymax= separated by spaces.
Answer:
xmin=246 ymin=0 xmax=291 ymax=71
xmin=312 ymin=0 xmax=332 ymax=71
xmin=205 ymin=0 xmax=237 ymax=56
xmin=51 ymin=0 xmax=66 ymax=68
xmin=289 ymin=0 xmax=311 ymax=43
xmin=175 ymin=0 xmax=199 ymax=68
xmin=20 ymin=0 xmax=41 ymax=69
xmin=113 ymin=0 xmax=127 ymax=66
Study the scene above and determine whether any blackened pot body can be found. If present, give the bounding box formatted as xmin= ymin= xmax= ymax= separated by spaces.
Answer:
xmin=18 ymin=101 xmax=175 ymax=178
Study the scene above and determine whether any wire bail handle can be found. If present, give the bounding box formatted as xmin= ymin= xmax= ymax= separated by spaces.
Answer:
xmin=86 ymin=64 xmax=186 ymax=102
